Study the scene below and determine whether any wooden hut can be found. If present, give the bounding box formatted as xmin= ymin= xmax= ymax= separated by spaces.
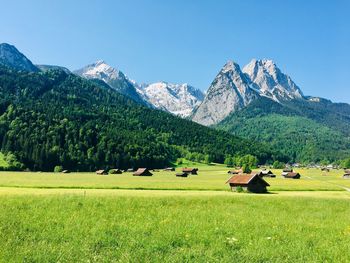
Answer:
xmin=258 ymin=170 xmax=276 ymax=178
xmin=133 ymin=168 xmax=153 ymax=176
xmin=228 ymin=169 xmax=243 ymax=175
xmin=61 ymin=170 xmax=70 ymax=174
xmin=282 ymin=168 xmax=293 ymax=177
xmin=109 ymin=169 xmax=123 ymax=174
xmin=164 ymin=167 xmax=175 ymax=171
xmin=321 ymin=167 xmax=330 ymax=172
xmin=343 ymin=173 xmax=350 ymax=179
xmin=226 ymin=173 xmax=270 ymax=193
xmin=182 ymin=168 xmax=198 ymax=175
xmin=96 ymin=170 xmax=108 ymax=175
xmin=282 ymin=172 xmax=301 ymax=179
xmin=176 ymin=172 xmax=188 ymax=177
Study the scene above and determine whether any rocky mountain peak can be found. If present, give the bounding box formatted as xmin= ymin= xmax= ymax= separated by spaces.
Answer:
xmin=0 ymin=43 xmax=39 ymax=72
xmin=243 ymin=59 xmax=304 ymax=101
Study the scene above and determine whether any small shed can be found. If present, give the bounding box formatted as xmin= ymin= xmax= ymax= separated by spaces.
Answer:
xmin=176 ymin=172 xmax=188 ymax=177
xmin=321 ymin=167 xmax=330 ymax=172
xmin=164 ymin=167 xmax=175 ymax=171
xmin=62 ymin=170 xmax=70 ymax=174
xmin=109 ymin=169 xmax=123 ymax=174
xmin=282 ymin=168 xmax=293 ymax=177
xmin=343 ymin=173 xmax=350 ymax=179
xmin=182 ymin=168 xmax=198 ymax=175
xmin=258 ymin=170 xmax=276 ymax=178
xmin=133 ymin=168 xmax=153 ymax=176
xmin=283 ymin=172 xmax=301 ymax=179
xmin=125 ymin=168 xmax=134 ymax=172
xmin=96 ymin=170 xmax=108 ymax=175
xmin=228 ymin=169 xmax=243 ymax=175
xmin=344 ymin=169 xmax=350 ymax=174
xmin=226 ymin=173 xmax=270 ymax=193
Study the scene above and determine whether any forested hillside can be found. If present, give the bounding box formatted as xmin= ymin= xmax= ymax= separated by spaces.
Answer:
xmin=0 ymin=66 xmax=283 ymax=171
xmin=217 ymin=97 xmax=350 ymax=163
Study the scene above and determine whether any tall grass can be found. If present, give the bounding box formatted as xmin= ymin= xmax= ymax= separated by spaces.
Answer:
xmin=0 ymin=194 xmax=349 ymax=262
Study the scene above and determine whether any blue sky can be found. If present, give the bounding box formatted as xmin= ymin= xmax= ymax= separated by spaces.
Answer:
xmin=1 ymin=0 xmax=349 ymax=103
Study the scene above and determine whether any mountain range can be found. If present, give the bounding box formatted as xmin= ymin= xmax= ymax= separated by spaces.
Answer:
xmin=0 ymin=42 xmax=349 ymax=163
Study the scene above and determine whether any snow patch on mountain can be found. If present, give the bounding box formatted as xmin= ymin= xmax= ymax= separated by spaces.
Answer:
xmin=74 ymin=61 xmax=147 ymax=105
xmin=137 ymin=82 xmax=204 ymax=117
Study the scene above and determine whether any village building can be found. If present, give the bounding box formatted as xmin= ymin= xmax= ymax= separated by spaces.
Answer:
xmin=226 ymin=173 xmax=270 ymax=193
xmin=182 ymin=168 xmax=198 ymax=175
xmin=109 ymin=169 xmax=123 ymax=174
xmin=61 ymin=170 xmax=70 ymax=174
xmin=133 ymin=168 xmax=153 ymax=176
xmin=125 ymin=168 xmax=134 ymax=172
xmin=176 ymin=172 xmax=188 ymax=177
xmin=343 ymin=173 xmax=350 ymax=179
xmin=164 ymin=167 xmax=175 ymax=171
xmin=228 ymin=169 xmax=243 ymax=175
xmin=96 ymin=170 xmax=108 ymax=175
xmin=282 ymin=172 xmax=301 ymax=179
xmin=258 ymin=169 xmax=276 ymax=178
xmin=282 ymin=168 xmax=293 ymax=177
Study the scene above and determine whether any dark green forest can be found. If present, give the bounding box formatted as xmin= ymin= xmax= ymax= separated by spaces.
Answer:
xmin=217 ymin=97 xmax=350 ymax=163
xmin=0 ymin=66 xmax=283 ymax=171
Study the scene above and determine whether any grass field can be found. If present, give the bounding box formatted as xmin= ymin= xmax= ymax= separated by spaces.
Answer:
xmin=0 ymin=166 xmax=349 ymax=262
xmin=0 ymin=166 xmax=348 ymax=191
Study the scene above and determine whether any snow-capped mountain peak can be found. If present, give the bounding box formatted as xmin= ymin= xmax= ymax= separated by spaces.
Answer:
xmin=137 ymin=81 xmax=204 ymax=117
xmin=75 ymin=60 xmax=125 ymax=82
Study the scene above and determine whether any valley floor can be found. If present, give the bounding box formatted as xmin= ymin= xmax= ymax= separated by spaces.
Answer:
xmin=0 ymin=166 xmax=349 ymax=262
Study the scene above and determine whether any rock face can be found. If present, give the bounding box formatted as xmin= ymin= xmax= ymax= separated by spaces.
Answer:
xmin=0 ymin=43 xmax=39 ymax=72
xmin=243 ymin=59 xmax=303 ymax=101
xmin=74 ymin=60 xmax=146 ymax=105
xmin=137 ymin=82 xmax=204 ymax=117
xmin=192 ymin=61 xmax=259 ymax=126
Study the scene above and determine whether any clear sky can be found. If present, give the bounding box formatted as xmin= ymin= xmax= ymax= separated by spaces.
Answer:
xmin=1 ymin=0 xmax=349 ymax=103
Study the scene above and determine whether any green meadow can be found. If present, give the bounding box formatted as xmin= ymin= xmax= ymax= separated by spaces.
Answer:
xmin=0 ymin=166 xmax=348 ymax=191
xmin=0 ymin=166 xmax=349 ymax=262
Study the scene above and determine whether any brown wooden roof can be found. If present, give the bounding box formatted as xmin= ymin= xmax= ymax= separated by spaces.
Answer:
xmin=226 ymin=173 xmax=270 ymax=186
xmin=133 ymin=168 xmax=153 ymax=176
xmin=284 ymin=172 xmax=300 ymax=178
xmin=182 ymin=168 xmax=198 ymax=172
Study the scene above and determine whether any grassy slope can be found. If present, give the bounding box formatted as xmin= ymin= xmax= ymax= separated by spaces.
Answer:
xmin=216 ymin=97 xmax=350 ymax=162
xmin=218 ymin=114 xmax=350 ymax=162
xmin=0 ymin=194 xmax=349 ymax=262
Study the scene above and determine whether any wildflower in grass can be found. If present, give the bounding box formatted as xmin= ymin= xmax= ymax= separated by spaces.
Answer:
xmin=226 ymin=237 xmax=238 ymax=245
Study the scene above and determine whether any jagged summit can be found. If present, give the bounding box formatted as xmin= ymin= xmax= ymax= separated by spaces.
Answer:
xmin=74 ymin=60 xmax=125 ymax=82
xmin=243 ymin=59 xmax=304 ymax=101
xmin=192 ymin=61 xmax=258 ymax=126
